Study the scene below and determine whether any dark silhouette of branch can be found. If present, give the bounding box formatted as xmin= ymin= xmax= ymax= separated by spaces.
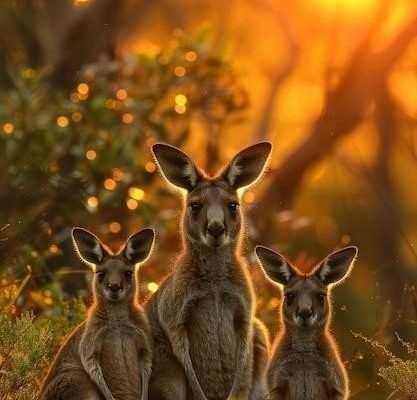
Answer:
xmin=50 ymin=0 xmax=130 ymax=88
xmin=252 ymin=15 xmax=417 ymax=239
xmin=371 ymin=84 xmax=406 ymax=349
xmin=248 ymin=0 xmax=299 ymax=141
xmin=9 ymin=265 xmax=32 ymax=316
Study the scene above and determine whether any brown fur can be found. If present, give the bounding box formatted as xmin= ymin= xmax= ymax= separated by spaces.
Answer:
xmin=147 ymin=142 xmax=272 ymax=400
xmin=39 ymin=228 xmax=154 ymax=400
xmin=255 ymin=246 xmax=358 ymax=400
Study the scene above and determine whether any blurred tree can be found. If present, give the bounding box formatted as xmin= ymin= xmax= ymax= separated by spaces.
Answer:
xmin=0 ymin=31 xmax=248 ymax=310
xmin=247 ymin=0 xmax=299 ymax=142
xmin=0 ymin=0 xmax=190 ymax=89
xmin=252 ymin=15 xmax=417 ymax=239
xmin=372 ymin=84 xmax=405 ymax=350
xmin=1 ymin=1 xmax=417 ymax=399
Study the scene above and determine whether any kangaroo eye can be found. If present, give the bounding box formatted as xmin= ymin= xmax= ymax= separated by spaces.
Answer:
xmin=284 ymin=293 xmax=295 ymax=301
xmin=189 ymin=203 xmax=202 ymax=212
xmin=229 ymin=203 xmax=239 ymax=212
xmin=317 ymin=293 xmax=326 ymax=302
xmin=96 ymin=271 xmax=105 ymax=280
xmin=125 ymin=271 xmax=133 ymax=280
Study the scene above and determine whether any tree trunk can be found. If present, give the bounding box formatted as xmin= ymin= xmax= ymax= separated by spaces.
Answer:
xmin=372 ymin=85 xmax=406 ymax=349
xmin=251 ymin=16 xmax=417 ymax=240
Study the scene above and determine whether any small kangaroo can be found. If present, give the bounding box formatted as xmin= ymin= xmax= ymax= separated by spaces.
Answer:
xmin=255 ymin=245 xmax=358 ymax=400
xmin=39 ymin=227 xmax=154 ymax=400
xmin=146 ymin=142 xmax=272 ymax=400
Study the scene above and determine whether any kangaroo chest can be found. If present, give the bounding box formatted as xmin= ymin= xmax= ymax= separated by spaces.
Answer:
xmin=188 ymin=288 xmax=241 ymax=341
xmin=187 ymin=285 xmax=252 ymax=399
xmin=99 ymin=322 xmax=142 ymax=400
xmin=270 ymin=351 xmax=332 ymax=400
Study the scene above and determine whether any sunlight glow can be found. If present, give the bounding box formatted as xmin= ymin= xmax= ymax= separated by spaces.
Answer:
xmin=72 ymin=112 xmax=82 ymax=122
xmin=126 ymin=199 xmax=138 ymax=210
xmin=56 ymin=116 xmax=69 ymax=128
xmin=128 ymin=187 xmax=145 ymax=201
xmin=174 ymin=66 xmax=186 ymax=77
xmin=87 ymin=196 xmax=98 ymax=208
xmin=109 ymin=222 xmax=121 ymax=233
xmin=185 ymin=51 xmax=197 ymax=62
xmin=145 ymin=161 xmax=156 ymax=173
xmin=147 ymin=282 xmax=159 ymax=293
xmin=312 ymin=0 xmax=378 ymax=17
xmin=2 ymin=122 xmax=14 ymax=134
xmin=175 ymin=94 xmax=187 ymax=106
xmin=77 ymin=83 xmax=89 ymax=95
xmin=85 ymin=149 xmax=97 ymax=161
xmin=122 ymin=113 xmax=134 ymax=124
xmin=104 ymin=178 xmax=117 ymax=190
xmin=116 ymin=89 xmax=127 ymax=100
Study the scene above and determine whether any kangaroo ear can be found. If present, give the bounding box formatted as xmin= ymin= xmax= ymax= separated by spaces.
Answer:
xmin=255 ymin=245 xmax=295 ymax=285
xmin=222 ymin=142 xmax=271 ymax=190
xmin=152 ymin=143 xmax=202 ymax=191
xmin=315 ymin=246 xmax=358 ymax=286
xmin=122 ymin=228 xmax=155 ymax=265
xmin=72 ymin=228 xmax=108 ymax=267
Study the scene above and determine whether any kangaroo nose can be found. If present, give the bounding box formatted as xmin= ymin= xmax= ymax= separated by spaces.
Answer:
xmin=298 ymin=309 xmax=313 ymax=320
xmin=108 ymin=283 xmax=121 ymax=293
xmin=207 ymin=223 xmax=225 ymax=238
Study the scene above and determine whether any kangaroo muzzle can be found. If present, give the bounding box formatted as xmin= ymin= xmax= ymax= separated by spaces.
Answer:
xmin=108 ymin=283 xmax=122 ymax=293
xmin=207 ymin=222 xmax=225 ymax=239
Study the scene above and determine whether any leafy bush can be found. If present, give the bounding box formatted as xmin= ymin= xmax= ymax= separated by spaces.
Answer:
xmin=0 ymin=312 xmax=52 ymax=400
xmin=0 ymin=30 xmax=248 ymax=399
xmin=0 ymin=30 xmax=247 ymax=288
xmin=379 ymin=360 xmax=417 ymax=399
xmin=354 ymin=332 xmax=417 ymax=399
xmin=0 ymin=282 xmax=85 ymax=400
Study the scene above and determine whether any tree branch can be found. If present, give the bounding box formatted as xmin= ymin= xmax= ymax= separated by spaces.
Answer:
xmin=251 ymin=16 xmax=417 ymax=239
xmin=248 ymin=0 xmax=300 ymax=141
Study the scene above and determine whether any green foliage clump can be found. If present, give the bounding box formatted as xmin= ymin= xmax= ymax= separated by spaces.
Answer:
xmin=0 ymin=30 xmax=247 ymax=294
xmin=0 ymin=312 xmax=52 ymax=400
xmin=378 ymin=334 xmax=417 ymax=399
xmin=379 ymin=360 xmax=417 ymax=399
xmin=0 ymin=283 xmax=86 ymax=400
xmin=354 ymin=331 xmax=417 ymax=399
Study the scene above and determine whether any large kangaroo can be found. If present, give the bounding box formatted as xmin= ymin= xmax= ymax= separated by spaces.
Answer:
xmin=39 ymin=227 xmax=154 ymax=400
xmin=255 ymin=245 xmax=358 ymax=400
xmin=147 ymin=142 xmax=272 ymax=400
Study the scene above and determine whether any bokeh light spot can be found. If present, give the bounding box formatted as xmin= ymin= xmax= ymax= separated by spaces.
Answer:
xmin=126 ymin=199 xmax=138 ymax=210
xmin=56 ymin=116 xmax=69 ymax=127
xmin=147 ymin=282 xmax=159 ymax=293
xmin=87 ymin=196 xmax=99 ymax=208
xmin=104 ymin=178 xmax=117 ymax=190
xmin=2 ymin=122 xmax=14 ymax=134
xmin=109 ymin=222 xmax=121 ymax=233
xmin=128 ymin=187 xmax=145 ymax=201
xmin=86 ymin=149 xmax=97 ymax=160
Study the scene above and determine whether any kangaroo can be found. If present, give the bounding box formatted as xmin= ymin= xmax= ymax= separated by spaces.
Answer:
xmin=39 ymin=227 xmax=154 ymax=400
xmin=146 ymin=142 xmax=272 ymax=400
xmin=255 ymin=245 xmax=358 ymax=400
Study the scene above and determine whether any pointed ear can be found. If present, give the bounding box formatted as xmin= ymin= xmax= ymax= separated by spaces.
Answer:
xmin=122 ymin=228 xmax=155 ymax=265
xmin=152 ymin=143 xmax=202 ymax=191
xmin=72 ymin=228 xmax=108 ymax=267
xmin=255 ymin=245 xmax=295 ymax=285
xmin=314 ymin=246 xmax=358 ymax=286
xmin=222 ymin=142 xmax=272 ymax=190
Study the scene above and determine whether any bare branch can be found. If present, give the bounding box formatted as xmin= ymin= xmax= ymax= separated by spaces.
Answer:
xmin=248 ymin=0 xmax=300 ymax=141
xmin=252 ymin=16 xmax=417 ymax=239
xmin=9 ymin=265 xmax=32 ymax=316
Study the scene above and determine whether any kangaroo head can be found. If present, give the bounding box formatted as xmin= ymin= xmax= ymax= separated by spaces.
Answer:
xmin=256 ymin=246 xmax=358 ymax=330
xmin=72 ymin=227 xmax=154 ymax=302
xmin=152 ymin=142 xmax=271 ymax=249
